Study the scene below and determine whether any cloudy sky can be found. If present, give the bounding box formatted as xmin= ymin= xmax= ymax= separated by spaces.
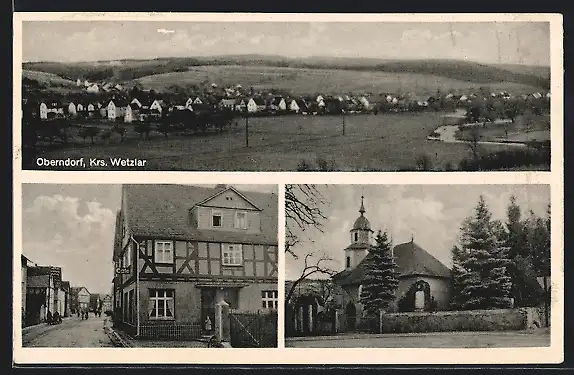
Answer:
xmin=285 ymin=184 xmax=550 ymax=280
xmin=21 ymin=184 xmax=277 ymax=295
xmin=22 ymin=21 xmax=549 ymax=66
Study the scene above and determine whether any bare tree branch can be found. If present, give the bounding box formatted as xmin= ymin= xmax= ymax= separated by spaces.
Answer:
xmin=285 ymin=251 xmax=337 ymax=305
xmin=285 ymin=184 xmax=328 ymax=259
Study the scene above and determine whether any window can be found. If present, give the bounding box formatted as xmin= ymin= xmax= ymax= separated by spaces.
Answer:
xmin=212 ymin=211 xmax=222 ymax=227
xmin=154 ymin=241 xmax=173 ymax=263
xmin=235 ymin=212 xmax=247 ymax=229
xmin=149 ymin=289 xmax=174 ymax=319
xmin=262 ymin=290 xmax=278 ymax=309
xmin=122 ymin=243 xmax=132 ymax=268
xmin=222 ymin=244 xmax=243 ymax=266
xmin=354 ymin=232 xmax=358 ymax=242
xmin=346 ymin=256 xmax=351 ymax=268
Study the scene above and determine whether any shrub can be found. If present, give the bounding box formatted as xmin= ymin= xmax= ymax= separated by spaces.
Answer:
xmin=415 ymin=154 xmax=433 ymax=171
xmin=297 ymin=159 xmax=314 ymax=171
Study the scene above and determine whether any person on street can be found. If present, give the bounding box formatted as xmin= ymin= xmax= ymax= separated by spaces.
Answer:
xmin=46 ymin=311 xmax=52 ymax=325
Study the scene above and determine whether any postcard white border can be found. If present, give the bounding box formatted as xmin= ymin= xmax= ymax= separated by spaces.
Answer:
xmin=12 ymin=12 xmax=564 ymax=365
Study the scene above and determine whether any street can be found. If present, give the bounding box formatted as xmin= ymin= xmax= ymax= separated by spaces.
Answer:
xmin=285 ymin=330 xmax=551 ymax=348
xmin=22 ymin=314 xmax=114 ymax=348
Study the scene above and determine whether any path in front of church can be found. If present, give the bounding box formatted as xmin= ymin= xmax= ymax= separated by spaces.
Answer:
xmin=285 ymin=329 xmax=551 ymax=348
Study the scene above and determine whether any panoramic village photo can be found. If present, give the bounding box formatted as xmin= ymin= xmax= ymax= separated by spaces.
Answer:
xmin=284 ymin=184 xmax=551 ymax=348
xmin=19 ymin=19 xmax=552 ymax=172
xmin=19 ymin=183 xmax=279 ymax=348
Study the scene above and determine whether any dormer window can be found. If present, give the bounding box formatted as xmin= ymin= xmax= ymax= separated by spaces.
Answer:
xmin=212 ymin=210 xmax=222 ymax=227
xmin=235 ymin=212 xmax=247 ymax=229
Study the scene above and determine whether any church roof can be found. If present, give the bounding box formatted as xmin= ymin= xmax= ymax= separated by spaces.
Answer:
xmin=351 ymin=215 xmax=372 ymax=231
xmin=351 ymin=195 xmax=373 ymax=231
xmin=332 ymin=240 xmax=451 ymax=285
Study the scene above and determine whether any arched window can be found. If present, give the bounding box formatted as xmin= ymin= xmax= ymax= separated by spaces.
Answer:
xmin=346 ymin=256 xmax=351 ymax=268
xmin=358 ymin=285 xmax=363 ymax=298
xmin=354 ymin=232 xmax=358 ymax=242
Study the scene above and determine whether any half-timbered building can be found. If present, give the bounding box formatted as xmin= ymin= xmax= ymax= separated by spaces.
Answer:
xmin=112 ymin=184 xmax=278 ymax=338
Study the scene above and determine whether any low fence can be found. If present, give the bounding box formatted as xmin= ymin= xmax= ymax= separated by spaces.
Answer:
xmin=376 ymin=307 xmax=544 ymax=334
xmin=138 ymin=322 xmax=203 ymax=341
xmin=229 ymin=310 xmax=278 ymax=348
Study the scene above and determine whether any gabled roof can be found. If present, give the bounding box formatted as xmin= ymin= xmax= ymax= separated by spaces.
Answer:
xmin=332 ymin=240 xmax=451 ymax=285
xmin=192 ymin=186 xmax=262 ymax=211
xmin=121 ymin=185 xmax=278 ymax=249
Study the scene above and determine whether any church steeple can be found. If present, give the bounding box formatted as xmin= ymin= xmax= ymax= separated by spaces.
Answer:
xmin=345 ymin=195 xmax=373 ymax=270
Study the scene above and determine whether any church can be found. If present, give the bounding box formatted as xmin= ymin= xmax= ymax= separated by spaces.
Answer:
xmin=332 ymin=197 xmax=452 ymax=330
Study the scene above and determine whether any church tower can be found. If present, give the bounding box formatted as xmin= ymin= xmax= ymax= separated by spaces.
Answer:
xmin=344 ymin=196 xmax=373 ymax=270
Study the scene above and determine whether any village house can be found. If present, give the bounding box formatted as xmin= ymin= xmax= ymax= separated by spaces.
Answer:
xmin=247 ymin=97 xmax=266 ymax=113
xmin=26 ymin=266 xmax=64 ymax=324
xmin=86 ymin=84 xmax=100 ymax=93
xmin=21 ymin=255 xmax=34 ymax=325
xmin=331 ymin=197 xmax=452 ymax=330
xmin=112 ymin=184 xmax=278 ymax=339
xmin=234 ymin=98 xmax=248 ymax=113
xmin=106 ymin=99 xmax=129 ymax=121
xmin=70 ymin=286 xmax=91 ymax=314
xmin=219 ymin=98 xmax=236 ymax=111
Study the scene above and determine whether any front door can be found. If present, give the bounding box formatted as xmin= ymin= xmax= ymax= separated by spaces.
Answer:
xmin=201 ymin=288 xmax=216 ymax=333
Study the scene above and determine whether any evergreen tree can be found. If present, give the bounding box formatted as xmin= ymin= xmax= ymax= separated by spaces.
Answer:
xmin=360 ymin=230 xmax=399 ymax=317
xmin=502 ymin=196 xmax=543 ymax=307
xmin=451 ymin=196 xmax=513 ymax=310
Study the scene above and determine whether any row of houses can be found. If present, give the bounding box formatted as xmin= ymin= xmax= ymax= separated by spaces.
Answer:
xmin=26 ymin=87 xmax=551 ymax=123
xmin=21 ymin=255 xmax=112 ymax=326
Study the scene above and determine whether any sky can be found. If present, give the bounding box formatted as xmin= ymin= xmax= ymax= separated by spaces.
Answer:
xmin=22 ymin=21 xmax=550 ymax=66
xmin=285 ymin=184 xmax=550 ymax=280
xmin=21 ymin=183 xmax=277 ymax=295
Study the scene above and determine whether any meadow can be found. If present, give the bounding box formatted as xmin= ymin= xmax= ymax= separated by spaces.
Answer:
xmin=135 ymin=65 xmax=544 ymax=96
xmin=24 ymin=113 xmax=531 ymax=171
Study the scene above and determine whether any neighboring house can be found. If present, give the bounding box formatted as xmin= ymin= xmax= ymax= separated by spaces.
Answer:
xmin=112 ymin=184 xmax=278 ymax=337
xmin=26 ymin=266 xmax=63 ymax=323
xmin=87 ymin=84 xmax=99 ymax=93
xmin=131 ymin=98 xmax=143 ymax=108
xmin=247 ymin=97 xmax=266 ymax=113
xmin=234 ymin=98 xmax=247 ymax=112
xmin=39 ymin=102 xmax=48 ymax=120
xmin=61 ymin=281 xmax=71 ymax=317
xmin=21 ymin=255 xmax=35 ymax=325
xmin=124 ymin=104 xmax=134 ymax=123
xmin=331 ymin=197 xmax=452 ymax=330
xmin=289 ymin=99 xmax=300 ymax=113
xmin=219 ymin=98 xmax=236 ymax=110
xmin=107 ymin=99 xmax=129 ymax=120
xmin=193 ymin=97 xmax=204 ymax=105
xmin=67 ymin=102 xmax=77 ymax=117
xmin=70 ymin=286 xmax=91 ymax=314
xmin=150 ymin=99 xmax=167 ymax=115
xmin=102 ymin=294 xmax=113 ymax=312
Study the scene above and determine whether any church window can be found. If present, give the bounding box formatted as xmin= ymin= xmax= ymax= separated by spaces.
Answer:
xmin=346 ymin=256 xmax=351 ymax=268
xmin=354 ymin=232 xmax=358 ymax=242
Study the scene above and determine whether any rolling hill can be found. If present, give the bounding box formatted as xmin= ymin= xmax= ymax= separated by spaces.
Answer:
xmin=22 ymin=55 xmax=550 ymax=94
xmin=134 ymin=65 xmax=545 ymax=96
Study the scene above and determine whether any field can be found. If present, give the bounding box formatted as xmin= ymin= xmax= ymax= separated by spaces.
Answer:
xmin=23 ymin=69 xmax=77 ymax=87
xmin=455 ymin=114 xmax=551 ymax=143
xmin=23 ymin=113 xmax=534 ymax=171
xmin=135 ymin=65 xmax=545 ymax=96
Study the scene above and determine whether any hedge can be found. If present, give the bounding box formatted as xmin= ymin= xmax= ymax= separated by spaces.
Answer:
xmin=380 ymin=308 xmax=532 ymax=334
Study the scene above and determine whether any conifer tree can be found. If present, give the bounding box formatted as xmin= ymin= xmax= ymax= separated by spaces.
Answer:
xmin=451 ymin=196 xmax=513 ymax=310
xmin=503 ymin=195 xmax=542 ymax=307
xmin=360 ymin=230 xmax=399 ymax=317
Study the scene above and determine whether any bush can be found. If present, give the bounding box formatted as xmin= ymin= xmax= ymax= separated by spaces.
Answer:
xmin=380 ymin=308 xmax=530 ymax=333
xmin=458 ymin=147 xmax=550 ymax=171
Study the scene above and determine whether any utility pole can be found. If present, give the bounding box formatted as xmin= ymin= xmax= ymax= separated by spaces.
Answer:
xmin=245 ymin=114 xmax=249 ymax=147
xmin=342 ymin=113 xmax=346 ymax=136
